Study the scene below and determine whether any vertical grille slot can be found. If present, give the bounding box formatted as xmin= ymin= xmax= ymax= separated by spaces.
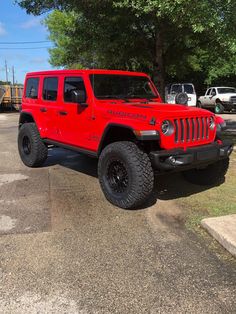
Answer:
xmin=206 ymin=117 xmax=209 ymax=139
xmin=191 ymin=118 xmax=195 ymax=141
xmin=196 ymin=118 xmax=200 ymax=140
xmin=180 ymin=119 xmax=184 ymax=142
xmin=186 ymin=118 xmax=190 ymax=141
xmin=174 ymin=119 xmax=179 ymax=143
xmin=201 ymin=117 xmax=205 ymax=139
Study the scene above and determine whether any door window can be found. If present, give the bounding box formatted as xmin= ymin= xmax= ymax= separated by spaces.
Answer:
xmin=211 ymin=88 xmax=216 ymax=96
xmin=25 ymin=77 xmax=39 ymax=99
xmin=206 ymin=89 xmax=212 ymax=95
xmin=43 ymin=77 xmax=58 ymax=101
xmin=64 ymin=77 xmax=86 ymax=103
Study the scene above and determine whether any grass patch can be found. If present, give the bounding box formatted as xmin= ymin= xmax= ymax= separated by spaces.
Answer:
xmin=175 ymin=151 xmax=236 ymax=230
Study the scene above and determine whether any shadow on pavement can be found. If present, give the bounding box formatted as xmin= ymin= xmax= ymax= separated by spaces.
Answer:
xmin=44 ymin=147 xmax=222 ymax=209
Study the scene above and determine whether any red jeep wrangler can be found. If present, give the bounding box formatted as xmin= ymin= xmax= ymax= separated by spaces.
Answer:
xmin=18 ymin=70 xmax=233 ymax=209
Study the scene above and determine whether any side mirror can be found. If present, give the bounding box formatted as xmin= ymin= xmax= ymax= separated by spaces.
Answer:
xmin=71 ymin=90 xmax=88 ymax=106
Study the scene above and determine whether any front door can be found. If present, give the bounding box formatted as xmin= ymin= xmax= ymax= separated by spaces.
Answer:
xmin=58 ymin=75 xmax=94 ymax=150
xmin=203 ymin=88 xmax=212 ymax=107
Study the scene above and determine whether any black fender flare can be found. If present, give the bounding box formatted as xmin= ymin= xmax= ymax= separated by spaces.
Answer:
xmin=98 ymin=123 xmax=135 ymax=155
xmin=19 ymin=112 xmax=35 ymax=128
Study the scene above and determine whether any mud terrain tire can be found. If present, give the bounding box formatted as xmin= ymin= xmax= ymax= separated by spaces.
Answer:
xmin=18 ymin=123 xmax=48 ymax=167
xmin=98 ymin=141 xmax=154 ymax=209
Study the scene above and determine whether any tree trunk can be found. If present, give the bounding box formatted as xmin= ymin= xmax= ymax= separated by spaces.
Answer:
xmin=154 ymin=26 xmax=165 ymax=100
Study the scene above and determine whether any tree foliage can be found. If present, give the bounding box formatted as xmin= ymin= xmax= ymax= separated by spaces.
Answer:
xmin=17 ymin=0 xmax=236 ymax=95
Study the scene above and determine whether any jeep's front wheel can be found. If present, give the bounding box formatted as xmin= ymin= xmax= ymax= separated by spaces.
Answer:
xmin=98 ymin=141 xmax=154 ymax=209
xmin=18 ymin=123 xmax=48 ymax=167
xmin=182 ymin=158 xmax=229 ymax=186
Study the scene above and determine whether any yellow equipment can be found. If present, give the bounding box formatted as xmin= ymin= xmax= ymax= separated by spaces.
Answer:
xmin=0 ymin=85 xmax=23 ymax=110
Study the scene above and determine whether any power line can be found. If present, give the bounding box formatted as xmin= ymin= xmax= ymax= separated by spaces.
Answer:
xmin=0 ymin=41 xmax=51 ymax=45
xmin=0 ymin=46 xmax=52 ymax=50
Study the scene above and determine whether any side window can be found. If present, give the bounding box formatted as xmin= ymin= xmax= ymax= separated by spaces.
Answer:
xmin=64 ymin=77 xmax=86 ymax=103
xmin=25 ymin=78 xmax=39 ymax=99
xmin=43 ymin=77 xmax=58 ymax=101
xmin=211 ymin=88 xmax=216 ymax=96
xmin=206 ymin=89 xmax=211 ymax=95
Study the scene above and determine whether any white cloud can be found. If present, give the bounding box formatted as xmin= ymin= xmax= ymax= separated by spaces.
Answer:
xmin=20 ymin=17 xmax=42 ymax=29
xmin=0 ymin=22 xmax=7 ymax=36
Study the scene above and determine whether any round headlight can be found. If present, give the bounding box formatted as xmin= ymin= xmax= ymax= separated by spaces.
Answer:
xmin=209 ymin=117 xmax=215 ymax=130
xmin=161 ymin=120 xmax=174 ymax=136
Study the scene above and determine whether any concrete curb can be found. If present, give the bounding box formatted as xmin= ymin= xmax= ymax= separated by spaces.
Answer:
xmin=201 ymin=215 xmax=236 ymax=257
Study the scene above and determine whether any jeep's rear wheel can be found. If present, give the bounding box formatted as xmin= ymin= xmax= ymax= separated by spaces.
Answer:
xmin=18 ymin=123 xmax=48 ymax=167
xmin=182 ymin=158 xmax=229 ymax=185
xmin=98 ymin=141 xmax=154 ymax=209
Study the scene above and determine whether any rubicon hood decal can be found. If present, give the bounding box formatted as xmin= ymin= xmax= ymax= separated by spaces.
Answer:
xmin=107 ymin=109 xmax=147 ymax=121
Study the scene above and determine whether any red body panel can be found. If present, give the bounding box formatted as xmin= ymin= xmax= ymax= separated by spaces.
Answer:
xmin=21 ymin=69 xmax=218 ymax=153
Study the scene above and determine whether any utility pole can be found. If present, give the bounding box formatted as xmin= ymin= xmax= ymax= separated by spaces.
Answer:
xmin=5 ymin=60 xmax=8 ymax=83
xmin=12 ymin=66 xmax=15 ymax=85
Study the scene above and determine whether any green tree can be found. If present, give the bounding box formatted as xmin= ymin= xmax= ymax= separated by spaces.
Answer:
xmin=17 ymin=0 xmax=236 ymax=96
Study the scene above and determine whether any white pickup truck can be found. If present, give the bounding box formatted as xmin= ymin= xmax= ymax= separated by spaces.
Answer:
xmin=198 ymin=87 xmax=236 ymax=114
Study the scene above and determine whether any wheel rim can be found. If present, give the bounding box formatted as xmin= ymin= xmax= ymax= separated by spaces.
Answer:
xmin=215 ymin=104 xmax=221 ymax=113
xmin=22 ymin=136 xmax=31 ymax=155
xmin=106 ymin=160 xmax=129 ymax=193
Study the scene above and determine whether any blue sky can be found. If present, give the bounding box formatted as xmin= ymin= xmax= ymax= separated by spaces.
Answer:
xmin=0 ymin=0 xmax=53 ymax=84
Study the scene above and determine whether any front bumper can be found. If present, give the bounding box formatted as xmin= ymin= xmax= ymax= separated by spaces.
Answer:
xmin=149 ymin=140 xmax=233 ymax=172
xmin=221 ymin=101 xmax=236 ymax=110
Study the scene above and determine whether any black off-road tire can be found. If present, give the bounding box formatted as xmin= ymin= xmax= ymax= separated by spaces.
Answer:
xmin=182 ymin=158 xmax=229 ymax=186
xmin=18 ymin=123 xmax=48 ymax=167
xmin=215 ymin=101 xmax=224 ymax=114
xmin=98 ymin=141 xmax=154 ymax=209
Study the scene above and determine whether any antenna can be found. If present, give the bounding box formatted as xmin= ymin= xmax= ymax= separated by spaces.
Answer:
xmin=12 ymin=66 xmax=15 ymax=85
xmin=5 ymin=60 xmax=8 ymax=82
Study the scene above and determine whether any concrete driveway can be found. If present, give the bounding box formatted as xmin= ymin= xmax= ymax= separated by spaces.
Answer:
xmin=0 ymin=113 xmax=235 ymax=313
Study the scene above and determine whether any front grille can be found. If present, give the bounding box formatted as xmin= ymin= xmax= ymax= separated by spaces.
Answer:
xmin=230 ymin=96 xmax=236 ymax=103
xmin=174 ymin=117 xmax=209 ymax=144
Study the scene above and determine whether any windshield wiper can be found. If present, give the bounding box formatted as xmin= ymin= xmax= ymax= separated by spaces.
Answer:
xmin=126 ymin=95 xmax=158 ymax=102
xmin=96 ymin=95 xmax=130 ymax=102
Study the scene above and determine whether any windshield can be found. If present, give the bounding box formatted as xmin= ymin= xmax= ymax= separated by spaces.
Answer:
xmin=183 ymin=84 xmax=194 ymax=94
xmin=217 ymin=87 xmax=236 ymax=94
xmin=89 ymin=74 xmax=158 ymax=100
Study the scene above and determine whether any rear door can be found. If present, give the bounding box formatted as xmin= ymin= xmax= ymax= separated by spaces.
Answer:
xmin=40 ymin=76 xmax=61 ymax=140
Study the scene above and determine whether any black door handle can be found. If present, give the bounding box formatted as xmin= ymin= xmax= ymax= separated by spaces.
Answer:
xmin=40 ymin=107 xmax=47 ymax=112
xmin=59 ymin=111 xmax=68 ymax=116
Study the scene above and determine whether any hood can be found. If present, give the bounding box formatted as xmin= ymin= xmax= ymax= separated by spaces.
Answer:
xmin=127 ymin=102 xmax=211 ymax=118
xmin=219 ymin=93 xmax=236 ymax=98
xmin=102 ymin=100 xmax=213 ymax=128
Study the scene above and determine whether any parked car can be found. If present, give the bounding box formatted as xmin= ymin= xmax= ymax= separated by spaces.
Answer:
xmin=165 ymin=83 xmax=197 ymax=106
xmin=18 ymin=70 xmax=232 ymax=209
xmin=198 ymin=87 xmax=236 ymax=114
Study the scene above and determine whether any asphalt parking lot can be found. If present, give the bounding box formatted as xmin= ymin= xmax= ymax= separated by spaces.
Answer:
xmin=0 ymin=113 xmax=236 ymax=313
